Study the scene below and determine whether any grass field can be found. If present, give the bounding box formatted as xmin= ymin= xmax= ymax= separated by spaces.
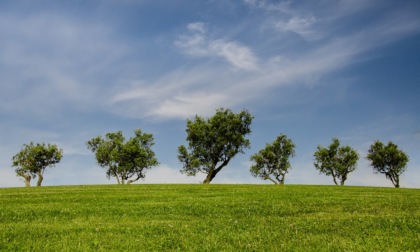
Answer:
xmin=0 ymin=184 xmax=419 ymax=251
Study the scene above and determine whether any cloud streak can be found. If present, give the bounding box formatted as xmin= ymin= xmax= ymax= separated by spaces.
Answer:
xmin=175 ymin=22 xmax=259 ymax=71
xmin=110 ymin=8 xmax=420 ymax=120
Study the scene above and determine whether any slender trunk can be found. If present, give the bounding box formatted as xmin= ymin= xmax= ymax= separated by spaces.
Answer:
xmin=340 ymin=173 xmax=347 ymax=186
xmin=121 ymin=171 xmax=127 ymax=185
xmin=275 ymin=173 xmax=285 ymax=185
xmin=394 ymin=176 xmax=400 ymax=188
xmin=203 ymin=163 xmax=215 ymax=184
xmin=203 ymin=172 xmax=214 ymax=184
xmin=389 ymin=173 xmax=399 ymax=188
xmin=265 ymin=176 xmax=278 ymax=185
xmin=203 ymin=166 xmax=218 ymax=184
xmin=340 ymin=175 xmax=346 ymax=186
xmin=280 ymin=176 xmax=285 ymax=185
xmin=127 ymin=174 xmax=141 ymax=185
xmin=37 ymin=173 xmax=43 ymax=187
xmin=203 ymin=158 xmax=231 ymax=184
xmin=115 ymin=174 xmax=121 ymax=184
xmin=332 ymin=174 xmax=338 ymax=185
xmin=24 ymin=175 xmax=31 ymax=187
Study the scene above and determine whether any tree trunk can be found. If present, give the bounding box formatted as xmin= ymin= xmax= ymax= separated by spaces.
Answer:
xmin=37 ymin=173 xmax=43 ymax=187
xmin=202 ymin=158 xmax=231 ymax=184
xmin=24 ymin=175 xmax=31 ymax=187
xmin=389 ymin=173 xmax=400 ymax=188
xmin=280 ymin=176 xmax=285 ymax=185
xmin=339 ymin=173 xmax=347 ymax=186
xmin=115 ymin=174 xmax=121 ymax=184
xmin=203 ymin=172 xmax=213 ymax=184
xmin=332 ymin=172 xmax=338 ymax=185
xmin=203 ymin=167 xmax=217 ymax=184
xmin=394 ymin=176 xmax=400 ymax=188
xmin=265 ymin=176 xmax=278 ymax=185
xmin=127 ymin=174 xmax=141 ymax=185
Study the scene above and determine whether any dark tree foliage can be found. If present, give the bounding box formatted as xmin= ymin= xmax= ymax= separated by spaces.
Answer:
xmin=250 ymin=134 xmax=296 ymax=185
xmin=366 ymin=140 xmax=409 ymax=188
xmin=12 ymin=142 xmax=63 ymax=187
xmin=178 ymin=108 xmax=253 ymax=184
xmin=313 ymin=138 xmax=359 ymax=186
xmin=86 ymin=129 xmax=159 ymax=185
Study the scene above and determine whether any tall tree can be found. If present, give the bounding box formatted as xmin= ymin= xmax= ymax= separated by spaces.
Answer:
xmin=12 ymin=142 xmax=63 ymax=187
xmin=86 ymin=129 xmax=159 ymax=185
xmin=366 ymin=140 xmax=409 ymax=188
xmin=313 ymin=138 xmax=359 ymax=186
xmin=250 ymin=134 xmax=296 ymax=185
xmin=178 ymin=108 xmax=253 ymax=184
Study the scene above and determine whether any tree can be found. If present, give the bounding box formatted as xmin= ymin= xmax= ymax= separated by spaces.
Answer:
xmin=86 ymin=129 xmax=159 ymax=185
xmin=313 ymin=138 xmax=359 ymax=186
xmin=250 ymin=134 xmax=296 ymax=185
xmin=178 ymin=108 xmax=253 ymax=184
xmin=12 ymin=142 xmax=63 ymax=187
xmin=366 ymin=140 xmax=409 ymax=188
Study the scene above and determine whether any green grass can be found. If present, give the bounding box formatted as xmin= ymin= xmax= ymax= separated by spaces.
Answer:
xmin=0 ymin=184 xmax=419 ymax=251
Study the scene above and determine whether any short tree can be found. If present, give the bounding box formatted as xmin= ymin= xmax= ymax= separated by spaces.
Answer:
xmin=366 ymin=140 xmax=409 ymax=188
xmin=86 ymin=129 xmax=159 ymax=184
xmin=12 ymin=142 xmax=63 ymax=187
xmin=313 ymin=138 xmax=359 ymax=186
xmin=250 ymin=134 xmax=296 ymax=185
xmin=178 ymin=108 xmax=253 ymax=184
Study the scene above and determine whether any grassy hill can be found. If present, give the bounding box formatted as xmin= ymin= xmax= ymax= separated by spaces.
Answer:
xmin=0 ymin=184 xmax=419 ymax=251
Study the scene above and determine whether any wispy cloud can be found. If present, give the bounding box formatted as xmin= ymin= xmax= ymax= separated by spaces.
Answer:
xmin=111 ymin=7 xmax=420 ymax=120
xmin=243 ymin=0 xmax=291 ymax=12
xmin=175 ymin=22 xmax=259 ymax=71
xmin=109 ymin=65 xmax=234 ymax=119
xmin=274 ymin=16 xmax=320 ymax=40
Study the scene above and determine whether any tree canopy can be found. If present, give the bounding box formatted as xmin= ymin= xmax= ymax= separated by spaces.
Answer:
xmin=250 ymin=134 xmax=295 ymax=185
xmin=86 ymin=129 xmax=159 ymax=185
xmin=178 ymin=108 xmax=253 ymax=184
xmin=11 ymin=142 xmax=63 ymax=187
xmin=313 ymin=138 xmax=359 ymax=186
xmin=366 ymin=140 xmax=409 ymax=188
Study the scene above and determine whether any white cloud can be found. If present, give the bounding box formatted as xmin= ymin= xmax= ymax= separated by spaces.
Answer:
xmin=275 ymin=16 xmax=319 ymax=40
xmin=175 ymin=23 xmax=259 ymax=71
xmin=243 ymin=0 xmax=291 ymax=12
xmin=209 ymin=39 xmax=259 ymax=71
xmin=175 ymin=33 xmax=208 ymax=57
xmin=152 ymin=92 xmax=229 ymax=119
xmin=109 ymin=65 xmax=235 ymax=119
xmin=187 ymin=22 xmax=206 ymax=33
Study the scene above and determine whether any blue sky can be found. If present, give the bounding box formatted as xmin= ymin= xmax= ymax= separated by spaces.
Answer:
xmin=1 ymin=0 xmax=419 ymax=188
